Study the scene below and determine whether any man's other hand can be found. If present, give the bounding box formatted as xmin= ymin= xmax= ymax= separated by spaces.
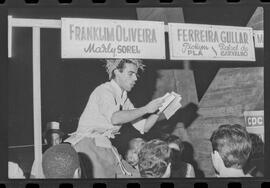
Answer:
xmin=144 ymin=98 xmax=164 ymax=114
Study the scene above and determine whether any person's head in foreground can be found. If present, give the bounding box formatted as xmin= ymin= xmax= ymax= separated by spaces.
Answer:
xmin=161 ymin=134 xmax=195 ymax=178
xmin=138 ymin=139 xmax=172 ymax=178
xmin=126 ymin=138 xmax=146 ymax=167
xmin=42 ymin=143 xmax=81 ymax=178
xmin=105 ymin=59 xmax=145 ymax=92
xmin=162 ymin=134 xmax=184 ymax=152
xmin=210 ymin=124 xmax=252 ymax=177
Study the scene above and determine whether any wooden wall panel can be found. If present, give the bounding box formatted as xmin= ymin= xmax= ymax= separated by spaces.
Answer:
xmin=246 ymin=7 xmax=263 ymax=30
xmin=200 ymin=68 xmax=263 ymax=111
xmin=152 ymin=69 xmax=198 ymax=106
xmin=136 ymin=8 xmax=184 ymax=24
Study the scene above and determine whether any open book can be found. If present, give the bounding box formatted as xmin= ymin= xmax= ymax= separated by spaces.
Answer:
xmin=159 ymin=91 xmax=182 ymax=119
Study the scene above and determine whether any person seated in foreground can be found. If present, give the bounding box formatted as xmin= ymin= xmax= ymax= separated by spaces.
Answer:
xmin=8 ymin=161 xmax=25 ymax=179
xmin=210 ymin=124 xmax=253 ymax=177
xmin=243 ymin=133 xmax=264 ymax=177
xmin=125 ymin=138 xmax=146 ymax=169
xmin=42 ymin=143 xmax=81 ymax=178
xmin=162 ymin=134 xmax=195 ymax=178
xmin=137 ymin=139 xmax=172 ymax=178
xmin=30 ymin=121 xmax=65 ymax=178
xmin=43 ymin=121 xmax=65 ymax=151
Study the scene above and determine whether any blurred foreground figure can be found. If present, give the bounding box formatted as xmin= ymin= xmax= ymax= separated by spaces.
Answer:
xmin=43 ymin=122 xmax=65 ymax=149
xmin=162 ymin=134 xmax=195 ymax=178
xmin=210 ymin=124 xmax=253 ymax=177
xmin=8 ymin=161 xmax=25 ymax=179
xmin=30 ymin=121 xmax=65 ymax=178
xmin=138 ymin=139 xmax=172 ymax=178
xmin=125 ymin=138 xmax=146 ymax=168
xmin=42 ymin=144 xmax=81 ymax=178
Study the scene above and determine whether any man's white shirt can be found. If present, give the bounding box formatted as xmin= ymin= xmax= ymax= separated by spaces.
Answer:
xmin=77 ymin=79 xmax=145 ymax=135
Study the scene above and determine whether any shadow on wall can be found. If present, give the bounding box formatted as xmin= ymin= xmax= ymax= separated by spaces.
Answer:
xmin=175 ymin=103 xmax=205 ymax=177
xmin=171 ymin=102 xmax=199 ymax=129
xmin=146 ymin=102 xmax=199 ymax=139
xmin=181 ymin=141 xmax=205 ymax=178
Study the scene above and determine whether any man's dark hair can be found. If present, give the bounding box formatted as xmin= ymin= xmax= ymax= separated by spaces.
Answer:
xmin=138 ymin=139 xmax=171 ymax=178
xmin=210 ymin=124 xmax=252 ymax=169
xmin=162 ymin=134 xmax=184 ymax=153
xmin=42 ymin=143 xmax=80 ymax=178
xmin=105 ymin=59 xmax=144 ymax=80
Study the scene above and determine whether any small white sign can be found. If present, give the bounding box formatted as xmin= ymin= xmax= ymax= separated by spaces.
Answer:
xmin=243 ymin=110 xmax=264 ymax=127
xmin=61 ymin=18 xmax=165 ymax=59
xmin=253 ymin=30 xmax=264 ymax=48
xmin=243 ymin=110 xmax=264 ymax=142
xmin=168 ymin=23 xmax=255 ymax=61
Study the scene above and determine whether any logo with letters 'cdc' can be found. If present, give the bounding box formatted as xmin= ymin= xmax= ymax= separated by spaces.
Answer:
xmin=243 ymin=111 xmax=264 ymax=127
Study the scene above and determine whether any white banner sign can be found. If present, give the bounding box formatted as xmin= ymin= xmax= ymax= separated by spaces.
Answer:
xmin=61 ymin=18 xmax=165 ymax=59
xmin=253 ymin=30 xmax=264 ymax=48
xmin=168 ymin=23 xmax=255 ymax=61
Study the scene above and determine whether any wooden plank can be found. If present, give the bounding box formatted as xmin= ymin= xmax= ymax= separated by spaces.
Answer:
xmin=32 ymin=27 xmax=42 ymax=174
xmin=246 ymin=7 xmax=263 ymax=30
xmin=8 ymin=16 xmax=12 ymax=58
xmin=174 ymin=70 xmax=198 ymax=106
xmin=10 ymin=17 xmax=61 ymax=28
xmin=198 ymin=105 xmax=243 ymax=118
xmin=8 ymin=16 xmax=61 ymax=58
xmin=188 ymin=116 xmax=245 ymax=138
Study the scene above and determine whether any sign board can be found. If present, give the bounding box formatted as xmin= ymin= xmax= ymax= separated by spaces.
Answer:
xmin=253 ymin=30 xmax=264 ymax=48
xmin=168 ymin=23 xmax=255 ymax=61
xmin=243 ymin=110 xmax=264 ymax=142
xmin=61 ymin=18 xmax=165 ymax=59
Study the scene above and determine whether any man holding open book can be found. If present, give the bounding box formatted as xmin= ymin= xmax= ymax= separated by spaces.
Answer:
xmin=65 ymin=59 xmax=175 ymax=178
